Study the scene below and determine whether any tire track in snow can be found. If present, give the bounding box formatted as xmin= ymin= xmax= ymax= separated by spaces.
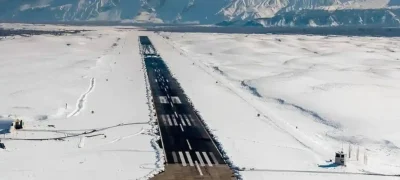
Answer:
xmin=68 ymin=78 xmax=95 ymax=118
xmin=107 ymin=128 xmax=145 ymax=144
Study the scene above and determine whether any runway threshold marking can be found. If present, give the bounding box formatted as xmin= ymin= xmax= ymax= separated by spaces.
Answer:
xmin=172 ymin=115 xmax=178 ymax=126
xmin=172 ymin=151 xmax=178 ymax=163
xmin=160 ymin=114 xmax=167 ymax=125
xmin=202 ymin=152 xmax=213 ymax=167
xmin=183 ymin=115 xmax=192 ymax=126
xmin=178 ymin=151 xmax=187 ymax=166
xmin=179 ymin=115 xmax=187 ymax=126
xmin=185 ymin=151 xmax=194 ymax=166
xmin=209 ymin=152 xmax=219 ymax=165
xmin=195 ymin=151 xmax=205 ymax=167
xmin=166 ymin=114 xmax=173 ymax=126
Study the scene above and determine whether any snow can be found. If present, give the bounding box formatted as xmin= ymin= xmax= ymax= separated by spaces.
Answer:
xmin=219 ymin=0 xmax=285 ymax=20
xmin=132 ymin=12 xmax=164 ymax=24
xmin=1 ymin=23 xmax=400 ymax=180
xmin=0 ymin=24 xmax=161 ymax=180
xmin=150 ymin=32 xmax=400 ymax=179
xmin=332 ymin=0 xmax=390 ymax=10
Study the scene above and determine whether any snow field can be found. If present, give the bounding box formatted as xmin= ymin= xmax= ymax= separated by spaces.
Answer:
xmin=0 ymin=25 xmax=160 ymax=180
xmin=153 ymin=32 xmax=400 ymax=178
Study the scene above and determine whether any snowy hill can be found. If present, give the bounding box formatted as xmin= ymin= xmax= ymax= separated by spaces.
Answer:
xmin=219 ymin=0 xmax=389 ymax=21
xmin=229 ymin=8 xmax=400 ymax=27
xmin=0 ymin=0 xmax=399 ymax=26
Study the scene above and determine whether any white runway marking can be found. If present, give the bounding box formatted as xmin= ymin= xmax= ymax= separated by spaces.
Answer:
xmin=159 ymin=96 xmax=168 ymax=104
xmin=185 ymin=151 xmax=194 ymax=166
xmin=202 ymin=152 xmax=213 ymax=167
xmin=172 ymin=151 xmax=178 ymax=163
xmin=195 ymin=161 xmax=203 ymax=176
xmin=171 ymin=115 xmax=178 ymax=126
xmin=209 ymin=152 xmax=219 ymax=165
xmin=195 ymin=151 xmax=205 ymax=166
xmin=183 ymin=115 xmax=192 ymax=126
xmin=186 ymin=139 xmax=192 ymax=150
xmin=160 ymin=114 xmax=167 ymax=125
xmin=171 ymin=96 xmax=182 ymax=104
xmin=179 ymin=115 xmax=186 ymax=126
xmin=180 ymin=124 xmax=184 ymax=132
xmin=166 ymin=114 xmax=173 ymax=126
xmin=178 ymin=151 xmax=187 ymax=166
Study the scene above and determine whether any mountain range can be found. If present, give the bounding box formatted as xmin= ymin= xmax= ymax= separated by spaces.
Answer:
xmin=0 ymin=0 xmax=399 ymax=26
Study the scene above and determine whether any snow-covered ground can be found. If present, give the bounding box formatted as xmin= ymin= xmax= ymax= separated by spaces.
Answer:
xmin=150 ymin=32 xmax=400 ymax=179
xmin=0 ymin=24 xmax=161 ymax=180
xmin=1 ymin=23 xmax=400 ymax=180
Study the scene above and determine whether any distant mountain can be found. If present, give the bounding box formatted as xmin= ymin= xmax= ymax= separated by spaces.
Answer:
xmin=0 ymin=0 xmax=399 ymax=27
xmin=243 ymin=8 xmax=400 ymax=27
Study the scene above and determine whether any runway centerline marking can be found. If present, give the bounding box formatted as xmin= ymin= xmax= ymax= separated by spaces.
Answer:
xmin=195 ymin=160 xmax=203 ymax=176
xmin=186 ymin=139 xmax=192 ymax=150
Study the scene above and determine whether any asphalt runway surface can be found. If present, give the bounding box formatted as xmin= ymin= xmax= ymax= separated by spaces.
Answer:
xmin=139 ymin=36 xmax=225 ymax=168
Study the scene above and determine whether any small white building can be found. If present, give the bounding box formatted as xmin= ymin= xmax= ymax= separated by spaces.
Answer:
xmin=335 ymin=151 xmax=346 ymax=166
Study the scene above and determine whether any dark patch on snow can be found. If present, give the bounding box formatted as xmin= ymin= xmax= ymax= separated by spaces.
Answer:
xmin=12 ymin=106 xmax=31 ymax=109
xmin=212 ymin=66 xmax=224 ymax=75
xmin=318 ymin=163 xmax=340 ymax=168
xmin=0 ymin=28 xmax=87 ymax=37
xmin=385 ymin=47 xmax=395 ymax=52
xmin=382 ymin=140 xmax=400 ymax=149
xmin=240 ymin=80 xmax=262 ymax=97
xmin=36 ymin=115 xmax=48 ymax=121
